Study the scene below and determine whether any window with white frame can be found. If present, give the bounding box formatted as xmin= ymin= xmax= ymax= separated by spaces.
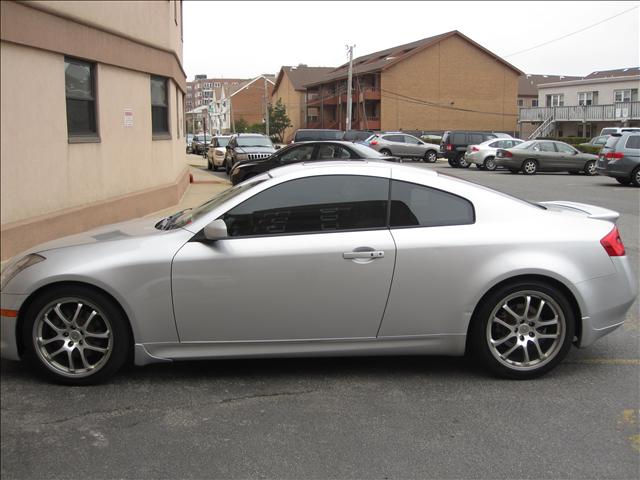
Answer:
xmin=517 ymin=99 xmax=524 ymax=107
xmin=546 ymin=94 xmax=564 ymax=107
xmin=204 ymin=82 xmax=212 ymax=88
xmin=531 ymin=99 xmax=539 ymax=107
xmin=614 ymin=89 xmax=632 ymax=103
xmin=578 ymin=91 xmax=594 ymax=106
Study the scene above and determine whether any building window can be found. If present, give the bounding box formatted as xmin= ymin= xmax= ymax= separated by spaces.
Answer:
xmin=578 ymin=91 xmax=595 ymax=106
xmin=214 ymin=82 xmax=221 ymax=88
xmin=546 ymin=94 xmax=564 ymax=107
xmin=517 ymin=99 xmax=524 ymax=107
xmin=614 ymin=89 xmax=632 ymax=103
xmin=65 ymin=57 xmax=97 ymax=139
xmin=151 ymin=76 xmax=169 ymax=136
xmin=531 ymin=99 xmax=539 ymax=107
xmin=176 ymin=89 xmax=181 ymax=138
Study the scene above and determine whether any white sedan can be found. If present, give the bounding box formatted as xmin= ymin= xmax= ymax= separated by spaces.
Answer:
xmin=465 ymin=138 xmax=524 ymax=170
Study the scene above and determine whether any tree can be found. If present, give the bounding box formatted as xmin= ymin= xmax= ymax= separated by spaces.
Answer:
xmin=268 ymin=99 xmax=292 ymax=143
xmin=234 ymin=118 xmax=249 ymax=133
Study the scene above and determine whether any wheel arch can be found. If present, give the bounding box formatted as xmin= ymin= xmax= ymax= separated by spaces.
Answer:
xmin=15 ymin=280 xmax=136 ymax=361
xmin=464 ymin=274 xmax=583 ymax=354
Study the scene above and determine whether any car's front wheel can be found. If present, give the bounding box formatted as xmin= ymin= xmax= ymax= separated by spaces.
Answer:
xmin=21 ymin=286 xmax=131 ymax=385
xmin=457 ymin=153 xmax=470 ymax=168
xmin=424 ymin=150 xmax=437 ymax=163
xmin=471 ymin=280 xmax=575 ymax=379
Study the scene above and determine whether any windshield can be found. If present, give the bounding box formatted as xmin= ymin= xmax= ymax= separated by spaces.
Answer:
xmin=195 ymin=135 xmax=212 ymax=142
xmin=158 ymin=179 xmax=267 ymax=230
xmin=513 ymin=141 xmax=535 ymax=150
xmin=349 ymin=143 xmax=387 ymax=158
xmin=238 ymin=136 xmax=273 ymax=147
xmin=216 ymin=137 xmax=230 ymax=147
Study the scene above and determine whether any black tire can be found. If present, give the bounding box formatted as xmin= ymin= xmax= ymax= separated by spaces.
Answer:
xmin=509 ymin=168 xmax=519 ymax=174
xmin=212 ymin=163 xmax=219 ymax=172
xmin=448 ymin=157 xmax=459 ymax=168
xmin=457 ymin=153 xmax=470 ymax=168
xmin=483 ymin=156 xmax=497 ymax=171
xmin=21 ymin=285 xmax=131 ymax=385
xmin=380 ymin=149 xmax=392 ymax=157
xmin=616 ymin=177 xmax=631 ymax=185
xmin=470 ymin=280 xmax=575 ymax=379
xmin=424 ymin=150 xmax=438 ymax=163
xmin=631 ymin=167 xmax=640 ymax=187
xmin=522 ymin=159 xmax=538 ymax=175
xmin=584 ymin=160 xmax=596 ymax=176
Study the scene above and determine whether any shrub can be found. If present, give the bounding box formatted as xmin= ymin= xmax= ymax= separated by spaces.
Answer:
xmin=575 ymin=145 xmax=601 ymax=155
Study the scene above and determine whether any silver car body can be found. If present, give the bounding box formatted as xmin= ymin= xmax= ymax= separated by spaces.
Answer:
xmin=465 ymin=138 xmax=524 ymax=167
xmin=367 ymin=133 xmax=440 ymax=159
xmin=1 ymin=163 xmax=637 ymax=366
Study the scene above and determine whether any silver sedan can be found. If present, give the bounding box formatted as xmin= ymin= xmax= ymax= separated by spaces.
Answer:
xmin=1 ymin=162 xmax=636 ymax=384
xmin=465 ymin=138 xmax=524 ymax=170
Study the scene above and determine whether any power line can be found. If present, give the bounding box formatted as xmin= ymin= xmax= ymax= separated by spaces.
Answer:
xmin=504 ymin=5 xmax=639 ymax=58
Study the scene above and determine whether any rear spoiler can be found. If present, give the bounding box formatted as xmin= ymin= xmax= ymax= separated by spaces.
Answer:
xmin=539 ymin=201 xmax=620 ymax=223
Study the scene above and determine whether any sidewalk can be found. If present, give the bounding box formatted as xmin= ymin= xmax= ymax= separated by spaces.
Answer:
xmin=149 ymin=153 xmax=231 ymax=218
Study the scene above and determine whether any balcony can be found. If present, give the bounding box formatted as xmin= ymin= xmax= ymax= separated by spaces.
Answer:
xmin=519 ymin=101 xmax=640 ymax=123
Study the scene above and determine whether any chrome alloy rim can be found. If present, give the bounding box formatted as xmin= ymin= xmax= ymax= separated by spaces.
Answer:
xmin=33 ymin=298 xmax=113 ymax=378
xmin=458 ymin=157 xmax=468 ymax=167
xmin=427 ymin=152 xmax=437 ymax=162
xmin=486 ymin=291 xmax=565 ymax=371
xmin=485 ymin=158 xmax=496 ymax=170
xmin=635 ymin=169 xmax=640 ymax=185
xmin=523 ymin=161 xmax=536 ymax=174
xmin=587 ymin=161 xmax=596 ymax=175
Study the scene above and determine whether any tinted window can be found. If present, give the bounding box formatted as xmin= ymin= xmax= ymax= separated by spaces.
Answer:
xmin=65 ymin=57 xmax=96 ymax=137
xmin=603 ymin=136 xmax=621 ymax=150
xmin=222 ymin=175 xmax=389 ymax=237
xmin=316 ymin=144 xmax=352 ymax=159
xmin=626 ymin=135 xmax=640 ymax=149
xmin=295 ymin=130 xmax=342 ymax=142
xmin=451 ymin=133 xmax=465 ymax=144
xmin=534 ymin=142 xmax=555 ymax=152
xmin=150 ymin=76 xmax=169 ymax=134
xmin=390 ymin=180 xmax=474 ymax=228
xmin=384 ymin=135 xmax=404 ymax=143
xmin=403 ymin=135 xmax=421 ymax=145
xmin=488 ymin=141 xmax=502 ymax=148
xmin=469 ymin=134 xmax=484 ymax=144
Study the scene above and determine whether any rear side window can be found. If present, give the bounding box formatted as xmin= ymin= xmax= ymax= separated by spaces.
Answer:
xmin=390 ymin=180 xmax=475 ymax=228
xmin=469 ymin=133 xmax=484 ymax=144
xmin=442 ymin=132 xmax=451 ymax=143
xmin=603 ymin=136 xmax=621 ymax=150
xmin=384 ymin=135 xmax=404 ymax=142
xmin=222 ymin=175 xmax=389 ymax=237
xmin=625 ymin=136 xmax=640 ymax=149
xmin=451 ymin=133 xmax=465 ymax=144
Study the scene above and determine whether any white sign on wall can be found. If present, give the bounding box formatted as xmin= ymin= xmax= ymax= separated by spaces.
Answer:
xmin=123 ymin=108 xmax=134 ymax=127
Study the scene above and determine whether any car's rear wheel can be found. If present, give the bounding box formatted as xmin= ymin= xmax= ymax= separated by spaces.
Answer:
xmin=21 ymin=286 xmax=130 ymax=385
xmin=584 ymin=160 xmax=596 ymax=175
xmin=484 ymin=157 xmax=496 ymax=171
xmin=457 ymin=153 xmax=470 ymax=168
xmin=424 ymin=150 xmax=437 ymax=163
xmin=631 ymin=167 xmax=640 ymax=187
xmin=471 ymin=280 xmax=575 ymax=379
xmin=448 ymin=157 xmax=458 ymax=168
xmin=380 ymin=149 xmax=392 ymax=157
xmin=522 ymin=159 xmax=538 ymax=175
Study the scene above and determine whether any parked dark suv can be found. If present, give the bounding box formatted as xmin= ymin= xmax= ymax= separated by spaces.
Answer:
xmin=292 ymin=129 xmax=343 ymax=143
xmin=596 ymin=132 xmax=640 ymax=187
xmin=224 ymin=133 xmax=276 ymax=174
xmin=440 ymin=131 xmax=506 ymax=167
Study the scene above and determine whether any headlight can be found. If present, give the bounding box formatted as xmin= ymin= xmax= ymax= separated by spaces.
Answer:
xmin=0 ymin=254 xmax=46 ymax=291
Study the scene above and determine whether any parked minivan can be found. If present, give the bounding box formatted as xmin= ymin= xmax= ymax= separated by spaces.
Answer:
xmin=596 ymin=132 xmax=640 ymax=186
xmin=599 ymin=127 xmax=640 ymax=136
xmin=292 ymin=129 xmax=343 ymax=143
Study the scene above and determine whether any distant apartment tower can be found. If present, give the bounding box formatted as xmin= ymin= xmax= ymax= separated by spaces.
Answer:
xmin=0 ymin=1 xmax=187 ymax=260
xmin=185 ymin=75 xmax=246 ymax=111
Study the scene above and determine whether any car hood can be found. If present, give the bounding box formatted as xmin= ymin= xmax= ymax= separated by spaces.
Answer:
xmin=19 ymin=215 xmax=170 ymax=256
xmin=236 ymin=147 xmax=275 ymax=154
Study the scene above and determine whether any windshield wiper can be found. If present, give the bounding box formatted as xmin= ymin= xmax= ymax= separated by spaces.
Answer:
xmin=155 ymin=208 xmax=192 ymax=230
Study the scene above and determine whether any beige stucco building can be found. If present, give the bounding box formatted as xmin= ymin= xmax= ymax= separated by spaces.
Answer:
xmin=1 ymin=1 xmax=188 ymax=260
xmin=303 ymin=31 xmax=522 ymax=135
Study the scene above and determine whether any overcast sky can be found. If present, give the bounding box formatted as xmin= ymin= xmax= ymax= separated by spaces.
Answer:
xmin=183 ymin=1 xmax=639 ymax=80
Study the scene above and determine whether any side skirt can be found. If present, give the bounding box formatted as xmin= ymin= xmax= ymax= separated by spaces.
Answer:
xmin=134 ymin=334 xmax=467 ymax=366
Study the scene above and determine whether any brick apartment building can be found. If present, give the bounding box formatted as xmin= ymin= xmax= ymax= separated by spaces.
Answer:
xmin=272 ymin=65 xmax=334 ymax=142
xmin=185 ymin=74 xmax=246 ymax=111
xmin=303 ymin=30 xmax=522 ymax=134
xmin=230 ymin=75 xmax=275 ymax=126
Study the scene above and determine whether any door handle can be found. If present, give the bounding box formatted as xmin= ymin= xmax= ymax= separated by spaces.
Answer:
xmin=343 ymin=250 xmax=385 ymax=259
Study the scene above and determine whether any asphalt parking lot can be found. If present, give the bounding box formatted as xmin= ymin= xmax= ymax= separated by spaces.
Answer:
xmin=1 ymin=161 xmax=639 ymax=480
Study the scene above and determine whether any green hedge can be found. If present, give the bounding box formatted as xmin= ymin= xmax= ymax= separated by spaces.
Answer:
xmin=575 ymin=145 xmax=602 ymax=155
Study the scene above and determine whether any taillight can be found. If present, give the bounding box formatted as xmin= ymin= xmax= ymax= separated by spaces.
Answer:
xmin=471 ymin=146 xmax=479 ymax=152
xmin=446 ymin=144 xmax=453 ymax=151
xmin=604 ymin=152 xmax=624 ymax=160
xmin=600 ymin=226 xmax=625 ymax=256
xmin=370 ymin=140 xmax=378 ymax=145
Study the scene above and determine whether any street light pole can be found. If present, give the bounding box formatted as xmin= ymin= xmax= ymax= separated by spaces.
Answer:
xmin=264 ymin=76 xmax=270 ymax=138
xmin=346 ymin=45 xmax=355 ymax=131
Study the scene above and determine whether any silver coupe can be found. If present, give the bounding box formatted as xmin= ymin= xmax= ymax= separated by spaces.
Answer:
xmin=1 ymin=162 xmax=636 ymax=384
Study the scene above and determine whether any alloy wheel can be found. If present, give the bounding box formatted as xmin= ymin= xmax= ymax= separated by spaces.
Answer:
xmin=523 ymin=160 xmax=537 ymax=174
xmin=33 ymin=298 xmax=113 ymax=378
xmin=486 ymin=291 xmax=565 ymax=371
xmin=484 ymin=157 xmax=496 ymax=171
xmin=585 ymin=161 xmax=596 ymax=175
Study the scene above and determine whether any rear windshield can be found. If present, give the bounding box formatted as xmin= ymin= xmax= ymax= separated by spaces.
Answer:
xmin=601 ymin=128 xmax=618 ymax=135
xmin=603 ymin=136 xmax=621 ymax=150
xmin=295 ymin=130 xmax=343 ymax=142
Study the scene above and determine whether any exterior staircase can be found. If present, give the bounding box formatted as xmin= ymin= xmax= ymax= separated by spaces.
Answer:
xmin=528 ymin=115 xmax=555 ymax=140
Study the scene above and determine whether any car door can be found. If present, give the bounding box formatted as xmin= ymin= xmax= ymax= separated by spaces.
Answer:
xmin=532 ymin=142 xmax=558 ymax=170
xmin=403 ymin=135 xmax=423 ymax=157
xmin=554 ymin=142 xmax=582 ymax=170
xmin=378 ymin=178 xmax=476 ymax=338
xmin=172 ymin=173 xmax=396 ymax=342
xmin=383 ymin=135 xmax=406 ymax=155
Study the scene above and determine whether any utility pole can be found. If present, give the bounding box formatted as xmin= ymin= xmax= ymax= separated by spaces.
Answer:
xmin=346 ymin=44 xmax=355 ymax=131
xmin=264 ymin=76 xmax=270 ymax=137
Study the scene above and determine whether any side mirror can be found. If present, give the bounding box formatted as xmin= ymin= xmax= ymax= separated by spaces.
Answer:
xmin=203 ymin=219 xmax=228 ymax=241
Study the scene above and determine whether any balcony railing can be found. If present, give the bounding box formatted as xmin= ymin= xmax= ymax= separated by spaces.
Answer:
xmin=519 ymin=102 xmax=640 ymax=122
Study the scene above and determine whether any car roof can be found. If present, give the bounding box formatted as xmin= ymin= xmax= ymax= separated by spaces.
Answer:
xmin=266 ymin=160 xmax=438 ymax=179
